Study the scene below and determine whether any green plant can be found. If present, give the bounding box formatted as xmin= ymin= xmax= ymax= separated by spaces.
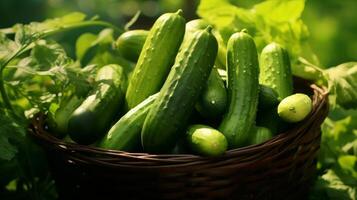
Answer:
xmin=0 ymin=12 xmax=124 ymax=199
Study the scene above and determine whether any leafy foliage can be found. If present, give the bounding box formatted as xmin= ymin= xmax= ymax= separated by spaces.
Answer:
xmin=327 ymin=62 xmax=357 ymax=109
xmin=0 ymin=12 xmax=123 ymax=199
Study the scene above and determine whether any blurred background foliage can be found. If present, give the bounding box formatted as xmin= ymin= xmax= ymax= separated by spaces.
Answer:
xmin=0 ymin=0 xmax=357 ymax=66
xmin=0 ymin=0 xmax=356 ymax=67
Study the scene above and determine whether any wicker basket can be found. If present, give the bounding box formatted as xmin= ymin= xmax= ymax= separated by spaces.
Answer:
xmin=29 ymin=83 xmax=329 ymax=200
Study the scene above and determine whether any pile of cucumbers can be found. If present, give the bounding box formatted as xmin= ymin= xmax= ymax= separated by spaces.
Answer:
xmin=48 ymin=10 xmax=313 ymax=157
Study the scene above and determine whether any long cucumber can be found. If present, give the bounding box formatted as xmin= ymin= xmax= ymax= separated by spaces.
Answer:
xmin=141 ymin=27 xmax=218 ymax=153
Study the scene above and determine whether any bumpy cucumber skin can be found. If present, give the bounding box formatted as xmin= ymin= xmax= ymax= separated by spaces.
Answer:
xmin=186 ymin=124 xmax=227 ymax=157
xmin=196 ymin=67 xmax=227 ymax=120
xmin=250 ymin=126 xmax=273 ymax=145
xmin=219 ymin=31 xmax=260 ymax=149
xmin=68 ymin=64 xmax=126 ymax=145
xmin=125 ymin=10 xmax=185 ymax=110
xmin=141 ymin=27 xmax=218 ymax=153
xmin=259 ymin=42 xmax=293 ymax=99
xmin=258 ymin=84 xmax=280 ymax=110
xmin=277 ymin=93 xmax=312 ymax=123
xmin=115 ymin=30 xmax=149 ymax=62
xmin=99 ymin=93 xmax=158 ymax=151
xmin=185 ymin=20 xmax=227 ymax=120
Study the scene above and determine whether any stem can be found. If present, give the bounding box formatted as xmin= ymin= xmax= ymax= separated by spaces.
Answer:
xmin=43 ymin=20 xmax=124 ymax=37
xmin=0 ymin=77 xmax=14 ymax=112
xmin=0 ymin=43 xmax=32 ymax=117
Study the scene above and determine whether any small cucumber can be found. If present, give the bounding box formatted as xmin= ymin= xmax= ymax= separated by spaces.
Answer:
xmin=259 ymin=42 xmax=293 ymax=99
xmin=125 ymin=10 xmax=185 ymax=110
xmin=99 ymin=93 xmax=158 ymax=152
xmin=115 ymin=30 xmax=149 ymax=62
xmin=250 ymin=126 xmax=273 ymax=145
xmin=277 ymin=93 xmax=312 ymax=123
xmin=219 ymin=30 xmax=260 ymax=149
xmin=68 ymin=64 xmax=126 ymax=144
xmin=141 ymin=27 xmax=218 ymax=153
xmin=258 ymin=84 xmax=280 ymax=110
xmin=47 ymin=95 xmax=84 ymax=138
xmin=196 ymin=67 xmax=227 ymax=120
xmin=186 ymin=124 xmax=227 ymax=157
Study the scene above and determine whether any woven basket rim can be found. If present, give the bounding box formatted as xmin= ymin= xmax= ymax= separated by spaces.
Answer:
xmin=28 ymin=84 xmax=329 ymax=168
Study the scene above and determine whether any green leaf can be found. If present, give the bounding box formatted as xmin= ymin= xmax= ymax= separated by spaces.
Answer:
xmin=253 ymin=0 xmax=305 ymax=23
xmin=197 ymin=0 xmax=255 ymax=42
xmin=124 ymin=11 xmax=142 ymax=31
xmin=338 ymin=155 xmax=357 ymax=178
xmin=311 ymin=169 xmax=357 ymax=200
xmin=31 ymin=40 xmax=71 ymax=70
xmin=0 ymin=114 xmax=26 ymax=161
xmin=0 ymin=33 xmax=19 ymax=63
xmin=14 ymin=12 xmax=86 ymax=36
xmin=327 ymin=62 xmax=357 ymax=109
xmin=76 ymin=29 xmax=115 ymax=66
xmin=75 ymin=33 xmax=97 ymax=60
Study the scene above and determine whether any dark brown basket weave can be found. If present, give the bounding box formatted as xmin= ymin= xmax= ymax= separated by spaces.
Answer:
xmin=29 ymin=83 xmax=328 ymax=200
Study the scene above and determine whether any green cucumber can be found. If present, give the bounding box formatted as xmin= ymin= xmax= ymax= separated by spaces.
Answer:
xmin=258 ymin=84 xmax=280 ymax=110
xmin=259 ymin=42 xmax=293 ymax=99
xmin=186 ymin=19 xmax=226 ymax=69
xmin=141 ymin=27 xmax=218 ymax=153
xmin=277 ymin=93 xmax=312 ymax=123
xmin=185 ymin=19 xmax=227 ymax=120
xmin=47 ymin=95 xmax=84 ymax=138
xmin=99 ymin=93 xmax=158 ymax=151
xmin=186 ymin=124 xmax=227 ymax=157
xmin=256 ymin=107 xmax=279 ymax=135
xmin=196 ymin=67 xmax=227 ymax=120
xmin=115 ymin=30 xmax=148 ymax=62
xmin=125 ymin=10 xmax=185 ymax=110
xmin=250 ymin=126 xmax=273 ymax=145
xmin=186 ymin=19 xmax=210 ymax=33
xmin=256 ymin=105 xmax=291 ymax=135
xmin=68 ymin=64 xmax=126 ymax=144
xmin=219 ymin=30 xmax=260 ymax=149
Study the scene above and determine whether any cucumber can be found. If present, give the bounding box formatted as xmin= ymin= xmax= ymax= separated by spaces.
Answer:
xmin=256 ymin=107 xmax=279 ymax=135
xmin=277 ymin=93 xmax=312 ymax=123
xmin=219 ymin=30 xmax=260 ymax=149
xmin=68 ymin=64 xmax=126 ymax=144
xmin=250 ymin=126 xmax=273 ymax=145
xmin=99 ymin=93 xmax=158 ymax=152
xmin=256 ymin=105 xmax=291 ymax=135
xmin=259 ymin=42 xmax=293 ymax=99
xmin=47 ymin=95 xmax=84 ymax=138
xmin=186 ymin=124 xmax=227 ymax=157
xmin=186 ymin=19 xmax=226 ymax=69
xmin=141 ymin=27 xmax=218 ymax=153
xmin=196 ymin=67 xmax=227 ymax=120
xmin=258 ymin=84 xmax=280 ymax=110
xmin=115 ymin=30 xmax=148 ymax=62
xmin=186 ymin=19 xmax=210 ymax=33
xmin=125 ymin=10 xmax=185 ymax=110
xmin=185 ymin=20 xmax=227 ymax=120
